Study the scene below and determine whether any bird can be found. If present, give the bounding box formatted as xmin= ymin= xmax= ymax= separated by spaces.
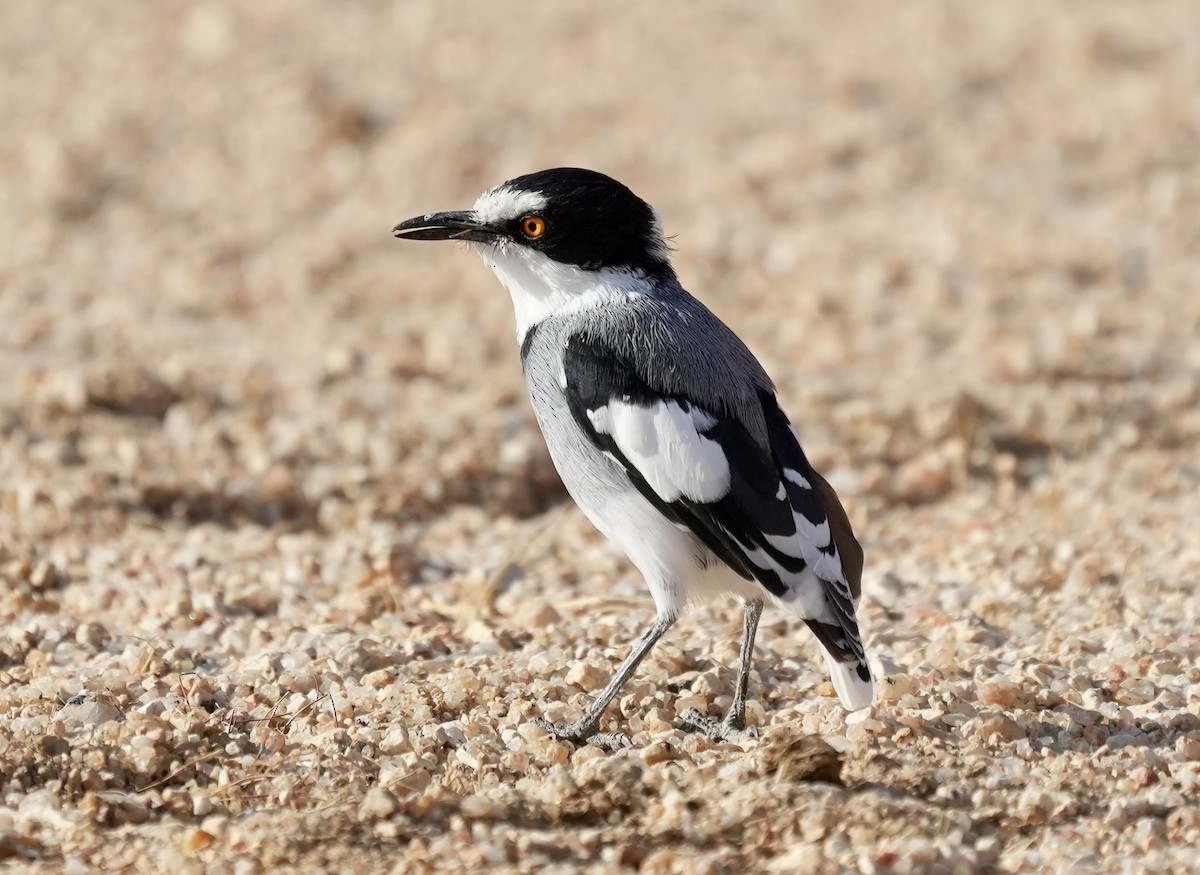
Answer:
xmin=393 ymin=167 xmax=874 ymax=748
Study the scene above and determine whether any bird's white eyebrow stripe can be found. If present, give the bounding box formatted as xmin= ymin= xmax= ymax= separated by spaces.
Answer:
xmin=472 ymin=186 xmax=548 ymax=225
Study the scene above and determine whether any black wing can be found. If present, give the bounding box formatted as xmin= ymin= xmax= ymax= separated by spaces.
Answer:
xmin=563 ymin=334 xmax=864 ymax=659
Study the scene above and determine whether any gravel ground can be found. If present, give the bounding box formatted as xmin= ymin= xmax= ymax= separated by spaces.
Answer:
xmin=2 ymin=3 xmax=1199 ymax=873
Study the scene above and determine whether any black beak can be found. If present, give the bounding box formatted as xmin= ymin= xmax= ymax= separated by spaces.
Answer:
xmin=392 ymin=210 xmax=499 ymax=243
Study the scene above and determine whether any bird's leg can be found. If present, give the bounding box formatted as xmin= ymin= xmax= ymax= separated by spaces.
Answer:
xmin=682 ymin=598 xmax=763 ymax=741
xmin=727 ymin=598 xmax=764 ymax=730
xmin=531 ymin=612 xmax=676 ymax=750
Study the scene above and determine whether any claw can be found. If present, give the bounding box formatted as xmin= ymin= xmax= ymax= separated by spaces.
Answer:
xmin=679 ymin=707 xmax=759 ymax=742
xmin=530 ymin=716 xmax=631 ymax=751
xmin=586 ymin=731 xmax=633 ymax=750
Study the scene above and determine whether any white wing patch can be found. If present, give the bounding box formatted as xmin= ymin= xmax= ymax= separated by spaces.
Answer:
xmin=471 ymin=186 xmax=548 ymax=226
xmin=588 ymin=399 xmax=730 ymax=503
xmin=783 ymin=468 xmax=812 ymax=489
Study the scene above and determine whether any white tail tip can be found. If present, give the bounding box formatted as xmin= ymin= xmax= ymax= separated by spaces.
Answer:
xmin=824 ymin=652 xmax=875 ymax=710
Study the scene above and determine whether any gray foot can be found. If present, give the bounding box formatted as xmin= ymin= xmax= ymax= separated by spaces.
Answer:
xmin=680 ymin=707 xmax=760 ymax=742
xmin=530 ymin=716 xmax=632 ymax=751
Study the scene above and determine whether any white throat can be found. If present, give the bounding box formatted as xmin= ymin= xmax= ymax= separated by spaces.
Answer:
xmin=473 ymin=243 xmax=648 ymax=342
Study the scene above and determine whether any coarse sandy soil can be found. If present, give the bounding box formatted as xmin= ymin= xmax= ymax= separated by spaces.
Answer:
xmin=2 ymin=3 xmax=1199 ymax=873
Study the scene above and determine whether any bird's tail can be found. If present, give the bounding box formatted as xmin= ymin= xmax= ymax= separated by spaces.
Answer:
xmin=805 ymin=619 xmax=875 ymax=710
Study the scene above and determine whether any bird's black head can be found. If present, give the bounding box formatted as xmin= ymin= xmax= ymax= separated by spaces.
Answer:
xmin=394 ymin=167 xmax=673 ymax=276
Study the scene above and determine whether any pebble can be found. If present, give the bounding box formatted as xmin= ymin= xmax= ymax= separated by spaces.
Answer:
xmin=58 ymin=696 xmax=122 ymax=726
xmin=565 ymin=661 xmax=610 ymax=692
xmin=5 ymin=7 xmax=1200 ymax=874
xmin=191 ymin=793 xmax=214 ymax=818
xmin=181 ymin=829 xmax=216 ymax=854
xmin=978 ymin=680 xmax=1032 ymax=709
xmin=357 ymin=787 xmax=399 ymax=821
xmin=974 ymin=714 xmax=1026 ymax=743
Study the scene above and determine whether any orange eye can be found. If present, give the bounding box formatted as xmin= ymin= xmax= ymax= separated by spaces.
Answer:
xmin=520 ymin=215 xmax=547 ymax=238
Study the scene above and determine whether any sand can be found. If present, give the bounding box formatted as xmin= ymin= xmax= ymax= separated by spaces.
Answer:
xmin=1 ymin=2 xmax=1198 ymax=872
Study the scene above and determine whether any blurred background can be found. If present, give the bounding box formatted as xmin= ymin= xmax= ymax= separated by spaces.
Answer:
xmin=3 ymin=1 xmax=1198 ymax=542
xmin=1 ymin=3 xmax=1199 ymax=869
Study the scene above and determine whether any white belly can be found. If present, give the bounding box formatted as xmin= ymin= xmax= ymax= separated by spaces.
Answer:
xmin=577 ymin=486 xmax=764 ymax=617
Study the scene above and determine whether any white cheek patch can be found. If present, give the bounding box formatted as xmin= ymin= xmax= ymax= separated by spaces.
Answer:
xmin=481 ymin=244 xmax=647 ymax=343
xmin=589 ymin=399 xmax=731 ymax=503
xmin=472 ymin=186 xmax=548 ymax=226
